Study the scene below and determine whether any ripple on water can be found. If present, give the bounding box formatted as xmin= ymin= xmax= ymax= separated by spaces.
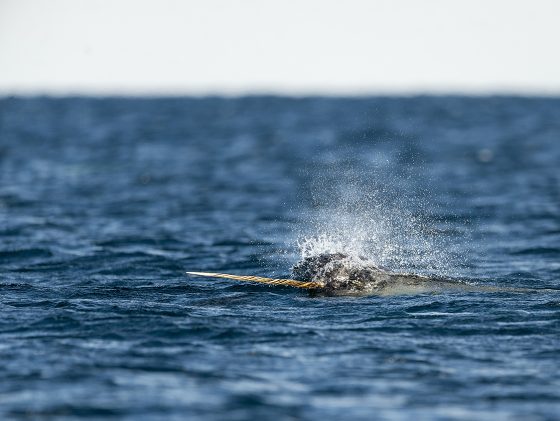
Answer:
xmin=1 ymin=97 xmax=560 ymax=420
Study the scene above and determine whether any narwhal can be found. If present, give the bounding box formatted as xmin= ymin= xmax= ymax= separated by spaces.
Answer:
xmin=187 ymin=252 xmax=535 ymax=296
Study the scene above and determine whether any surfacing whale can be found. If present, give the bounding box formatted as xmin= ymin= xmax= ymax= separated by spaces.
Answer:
xmin=187 ymin=252 xmax=534 ymax=296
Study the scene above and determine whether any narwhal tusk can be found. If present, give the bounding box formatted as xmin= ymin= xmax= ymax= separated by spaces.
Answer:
xmin=186 ymin=271 xmax=322 ymax=289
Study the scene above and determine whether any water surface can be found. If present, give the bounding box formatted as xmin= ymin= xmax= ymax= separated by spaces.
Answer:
xmin=1 ymin=96 xmax=559 ymax=419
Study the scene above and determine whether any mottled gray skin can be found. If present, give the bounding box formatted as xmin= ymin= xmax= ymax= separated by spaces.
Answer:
xmin=291 ymin=252 xmax=512 ymax=296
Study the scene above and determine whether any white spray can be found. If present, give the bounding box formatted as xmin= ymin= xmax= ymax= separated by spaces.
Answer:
xmin=295 ymin=174 xmax=457 ymax=277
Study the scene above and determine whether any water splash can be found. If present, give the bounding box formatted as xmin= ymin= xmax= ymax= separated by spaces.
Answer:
xmin=296 ymin=175 xmax=457 ymax=277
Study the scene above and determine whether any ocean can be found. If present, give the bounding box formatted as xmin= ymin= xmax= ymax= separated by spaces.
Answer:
xmin=1 ymin=96 xmax=559 ymax=420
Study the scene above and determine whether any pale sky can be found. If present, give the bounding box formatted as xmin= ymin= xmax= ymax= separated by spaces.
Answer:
xmin=1 ymin=0 xmax=559 ymax=95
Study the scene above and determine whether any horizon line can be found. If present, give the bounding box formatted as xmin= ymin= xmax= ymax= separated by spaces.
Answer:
xmin=2 ymin=93 xmax=560 ymax=99
xmin=2 ymin=87 xmax=560 ymax=99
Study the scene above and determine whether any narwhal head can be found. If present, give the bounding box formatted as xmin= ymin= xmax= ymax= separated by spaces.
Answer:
xmin=291 ymin=252 xmax=386 ymax=293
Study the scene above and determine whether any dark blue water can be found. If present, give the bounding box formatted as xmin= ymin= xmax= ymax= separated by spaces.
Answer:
xmin=1 ymin=96 xmax=559 ymax=420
